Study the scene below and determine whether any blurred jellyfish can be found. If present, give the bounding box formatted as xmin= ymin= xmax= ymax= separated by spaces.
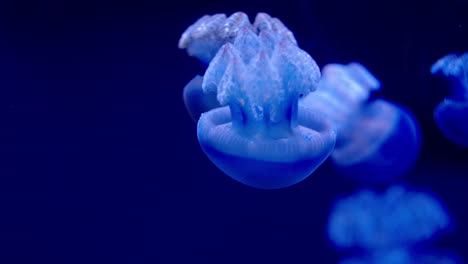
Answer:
xmin=183 ymin=12 xmax=336 ymax=189
xmin=328 ymin=186 xmax=451 ymax=250
xmin=180 ymin=12 xmax=297 ymax=121
xmin=340 ymin=248 xmax=461 ymax=264
xmin=300 ymin=63 xmax=421 ymax=182
xmin=431 ymin=52 xmax=468 ymax=147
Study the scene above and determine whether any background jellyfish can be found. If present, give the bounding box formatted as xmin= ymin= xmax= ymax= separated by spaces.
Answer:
xmin=431 ymin=52 xmax=468 ymax=148
xmin=191 ymin=12 xmax=336 ymax=189
xmin=339 ymin=248 xmax=461 ymax=264
xmin=300 ymin=63 xmax=421 ymax=182
xmin=179 ymin=12 xmax=298 ymax=121
xmin=328 ymin=186 xmax=459 ymax=264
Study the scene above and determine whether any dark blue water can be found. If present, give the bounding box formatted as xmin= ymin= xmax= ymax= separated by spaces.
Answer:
xmin=0 ymin=0 xmax=467 ymax=263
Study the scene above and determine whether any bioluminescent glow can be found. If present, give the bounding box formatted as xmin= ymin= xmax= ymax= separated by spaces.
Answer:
xmin=328 ymin=186 xmax=451 ymax=250
xmin=431 ymin=52 xmax=468 ymax=148
xmin=301 ymin=63 xmax=421 ymax=182
xmin=182 ymin=12 xmax=336 ymax=189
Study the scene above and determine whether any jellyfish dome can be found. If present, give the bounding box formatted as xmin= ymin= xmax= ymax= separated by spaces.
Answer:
xmin=179 ymin=12 xmax=298 ymax=121
xmin=300 ymin=63 xmax=421 ymax=182
xmin=431 ymin=52 xmax=468 ymax=148
xmin=191 ymin=12 xmax=336 ymax=189
xmin=328 ymin=186 xmax=451 ymax=250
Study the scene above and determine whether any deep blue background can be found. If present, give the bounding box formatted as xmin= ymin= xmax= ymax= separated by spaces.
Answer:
xmin=0 ymin=0 xmax=467 ymax=263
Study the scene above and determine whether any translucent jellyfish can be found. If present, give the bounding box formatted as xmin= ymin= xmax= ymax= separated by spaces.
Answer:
xmin=328 ymin=186 xmax=451 ymax=250
xmin=431 ymin=52 xmax=468 ymax=147
xmin=180 ymin=12 xmax=297 ymax=121
xmin=300 ymin=63 xmax=421 ymax=182
xmin=193 ymin=13 xmax=336 ymax=189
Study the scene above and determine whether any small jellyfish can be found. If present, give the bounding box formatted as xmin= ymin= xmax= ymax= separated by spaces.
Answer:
xmin=180 ymin=12 xmax=298 ymax=121
xmin=194 ymin=13 xmax=336 ymax=189
xmin=300 ymin=63 xmax=421 ymax=182
xmin=328 ymin=186 xmax=451 ymax=250
xmin=431 ymin=52 xmax=468 ymax=147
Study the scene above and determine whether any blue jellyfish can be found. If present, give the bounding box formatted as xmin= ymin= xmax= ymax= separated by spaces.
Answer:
xmin=183 ymin=12 xmax=336 ymax=189
xmin=328 ymin=186 xmax=451 ymax=250
xmin=431 ymin=52 xmax=468 ymax=147
xmin=300 ymin=63 xmax=421 ymax=182
xmin=340 ymin=248 xmax=461 ymax=264
xmin=179 ymin=12 xmax=298 ymax=121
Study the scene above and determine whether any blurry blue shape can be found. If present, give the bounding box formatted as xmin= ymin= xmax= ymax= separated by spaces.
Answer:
xmin=340 ymin=248 xmax=461 ymax=264
xmin=180 ymin=12 xmax=298 ymax=120
xmin=193 ymin=13 xmax=336 ymax=189
xmin=431 ymin=52 xmax=468 ymax=147
xmin=328 ymin=186 xmax=451 ymax=250
xmin=300 ymin=63 xmax=421 ymax=182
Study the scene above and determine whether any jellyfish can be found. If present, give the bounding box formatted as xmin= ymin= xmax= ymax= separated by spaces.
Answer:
xmin=179 ymin=12 xmax=297 ymax=121
xmin=340 ymin=248 xmax=461 ymax=264
xmin=189 ymin=13 xmax=336 ymax=189
xmin=431 ymin=52 xmax=468 ymax=147
xmin=300 ymin=63 xmax=421 ymax=182
xmin=328 ymin=186 xmax=451 ymax=250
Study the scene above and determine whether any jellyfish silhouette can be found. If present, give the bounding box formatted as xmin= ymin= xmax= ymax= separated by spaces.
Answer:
xmin=300 ymin=63 xmax=421 ymax=182
xmin=431 ymin=52 xmax=468 ymax=148
xmin=179 ymin=12 xmax=297 ymax=121
xmin=183 ymin=12 xmax=336 ymax=189
xmin=328 ymin=186 xmax=451 ymax=250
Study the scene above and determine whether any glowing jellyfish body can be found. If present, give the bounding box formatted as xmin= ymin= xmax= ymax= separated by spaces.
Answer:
xmin=182 ymin=12 xmax=336 ymax=189
xmin=300 ymin=63 xmax=421 ymax=182
xmin=431 ymin=52 xmax=468 ymax=147
xmin=328 ymin=186 xmax=451 ymax=250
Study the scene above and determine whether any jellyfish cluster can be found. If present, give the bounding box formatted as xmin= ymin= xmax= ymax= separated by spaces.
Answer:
xmin=328 ymin=186 xmax=458 ymax=264
xmin=178 ymin=11 xmax=465 ymax=264
xmin=431 ymin=52 xmax=468 ymax=148
xmin=179 ymin=12 xmax=423 ymax=188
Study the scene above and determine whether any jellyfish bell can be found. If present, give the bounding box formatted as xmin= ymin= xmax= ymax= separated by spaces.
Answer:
xmin=332 ymin=100 xmax=422 ymax=182
xmin=195 ymin=14 xmax=336 ymax=189
xmin=434 ymin=100 xmax=468 ymax=147
xmin=198 ymin=105 xmax=336 ymax=189
xmin=431 ymin=52 xmax=468 ymax=147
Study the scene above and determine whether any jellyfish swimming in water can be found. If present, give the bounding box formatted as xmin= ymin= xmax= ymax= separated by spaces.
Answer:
xmin=181 ymin=12 xmax=336 ymax=189
xmin=431 ymin=52 xmax=468 ymax=148
xmin=300 ymin=63 xmax=421 ymax=182
xmin=328 ymin=185 xmax=451 ymax=250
